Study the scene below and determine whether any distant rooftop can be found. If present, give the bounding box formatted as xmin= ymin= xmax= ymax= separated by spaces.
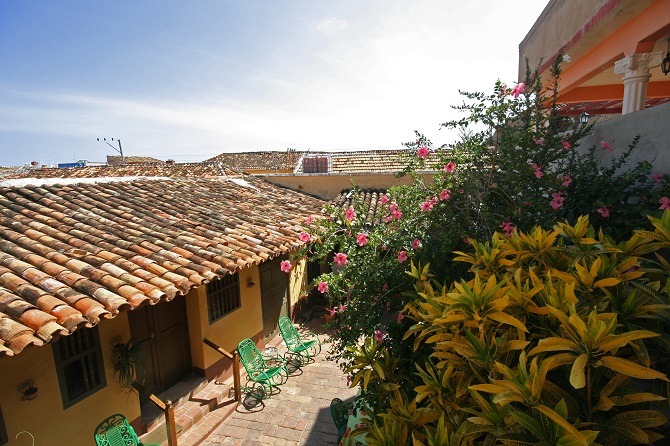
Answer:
xmin=294 ymin=149 xmax=441 ymax=174
xmin=205 ymin=150 xmax=304 ymax=171
xmin=0 ymin=161 xmax=239 ymax=181
xmin=107 ymin=155 xmax=164 ymax=165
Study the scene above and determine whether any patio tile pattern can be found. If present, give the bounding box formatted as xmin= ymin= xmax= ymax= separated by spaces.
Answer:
xmin=178 ymin=321 xmax=357 ymax=446
xmin=0 ymin=176 xmax=324 ymax=357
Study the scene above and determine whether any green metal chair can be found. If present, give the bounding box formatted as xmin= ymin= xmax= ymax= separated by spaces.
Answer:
xmin=330 ymin=398 xmax=353 ymax=442
xmin=278 ymin=316 xmax=322 ymax=364
xmin=93 ymin=413 xmax=159 ymax=446
xmin=237 ymin=338 xmax=288 ymax=399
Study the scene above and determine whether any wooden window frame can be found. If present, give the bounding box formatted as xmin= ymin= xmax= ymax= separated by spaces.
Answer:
xmin=0 ymin=406 xmax=7 ymax=446
xmin=207 ymin=273 xmax=241 ymax=323
xmin=52 ymin=327 xmax=106 ymax=409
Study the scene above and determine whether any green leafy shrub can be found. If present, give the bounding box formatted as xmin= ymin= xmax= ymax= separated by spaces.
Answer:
xmin=346 ymin=215 xmax=670 ymax=445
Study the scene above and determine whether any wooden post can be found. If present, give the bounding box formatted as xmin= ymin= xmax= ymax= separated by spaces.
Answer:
xmin=165 ymin=399 xmax=178 ymax=446
xmin=233 ymin=351 xmax=241 ymax=402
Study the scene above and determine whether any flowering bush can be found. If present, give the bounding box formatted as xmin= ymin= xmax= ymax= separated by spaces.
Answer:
xmin=296 ymin=55 xmax=670 ymax=425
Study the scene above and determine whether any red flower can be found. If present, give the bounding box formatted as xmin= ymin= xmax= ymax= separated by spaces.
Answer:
xmin=562 ymin=141 xmax=572 ymax=150
xmin=344 ymin=206 xmax=356 ymax=221
xmin=660 ymin=197 xmax=670 ymax=210
xmin=397 ymin=250 xmax=408 ymax=263
xmin=379 ymin=194 xmax=390 ymax=204
xmin=600 ymin=140 xmax=613 ymax=152
xmin=317 ymin=281 xmax=329 ymax=293
xmin=511 ymin=82 xmax=525 ymax=98
xmin=444 ymin=162 xmax=456 ymax=173
xmin=597 ymin=206 xmax=610 ymax=218
xmin=280 ymin=260 xmax=292 ymax=273
xmin=416 ymin=146 xmax=430 ymax=159
xmin=298 ymin=232 xmax=311 ymax=242
xmin=333 ymin=252 xmax=348 ymax=265
xmin=355 ymin=233 xmax=369 ymax=246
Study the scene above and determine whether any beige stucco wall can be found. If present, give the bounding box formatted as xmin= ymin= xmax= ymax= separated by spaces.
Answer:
xmin=0 ymin=312 xmax=138 ymax=446
xmin=263 ymin=173 xmax=435 ymax=200
xmin=288 ymin=257 xmax=309 ymax=310
xmin=186 ymin=266 xmax=264 ymax=372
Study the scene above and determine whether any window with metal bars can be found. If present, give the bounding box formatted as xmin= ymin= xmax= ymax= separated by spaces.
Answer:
xmin=307 ymin=261 xmax=321 ymax=284
xmin=52 ymin=327 xmax=106 ymax=408
xmin=207 ymin=273 xmax=241 ymax=323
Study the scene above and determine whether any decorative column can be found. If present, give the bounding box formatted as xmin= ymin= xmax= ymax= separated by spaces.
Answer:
xmin=614 ymin=52 xmax=662 ymax=114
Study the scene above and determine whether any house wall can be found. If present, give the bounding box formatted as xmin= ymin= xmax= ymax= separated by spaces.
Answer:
xmin=576 ymin=102 xmax=670 ymax=172
xmin=0 ymin=312 xmax=138 ymax=446
xmin=263 ymin=173 xmax=435 ymax=200
xmin=186 ymin=265 xmax=264 ymax=381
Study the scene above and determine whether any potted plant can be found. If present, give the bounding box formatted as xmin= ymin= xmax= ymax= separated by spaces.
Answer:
xmin=111 ymin=337 xmax=146 ymax=392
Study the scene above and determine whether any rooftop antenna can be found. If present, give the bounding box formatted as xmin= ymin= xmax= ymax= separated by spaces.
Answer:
xmin=97 ymin=137 xmax=125 ymax=165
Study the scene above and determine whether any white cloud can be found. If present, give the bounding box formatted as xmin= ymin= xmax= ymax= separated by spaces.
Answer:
xmin=315 ymin=17 xmax=348 ymax=37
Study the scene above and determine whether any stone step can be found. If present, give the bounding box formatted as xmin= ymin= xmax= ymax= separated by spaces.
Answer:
xmin=138 ymin=376 xmax=233 ymax=445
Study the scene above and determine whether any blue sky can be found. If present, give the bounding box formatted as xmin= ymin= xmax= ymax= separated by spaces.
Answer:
xmin=0 ymin=1 xmax=548 ymax=166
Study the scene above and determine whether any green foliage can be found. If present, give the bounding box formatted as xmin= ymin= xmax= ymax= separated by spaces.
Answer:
xmin=111 ymin=337 xmax=146 ymax=392
xmin=348 ymin=217 xmax=670 ymax=445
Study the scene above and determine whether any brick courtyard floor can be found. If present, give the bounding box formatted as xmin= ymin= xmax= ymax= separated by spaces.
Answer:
xmin=177 ymin=320 xmax=358 ymax=446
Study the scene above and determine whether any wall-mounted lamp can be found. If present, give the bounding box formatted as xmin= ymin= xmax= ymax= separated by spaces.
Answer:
xmin=579 ymin=109 xmax=590 ymax=124
xmin=247 ymin=277 xmax=256 ymax=288
xmin=662 ymin=38 xmax=670 ymax=76
xmin=18 ymin=380 xmax=38 ymax=401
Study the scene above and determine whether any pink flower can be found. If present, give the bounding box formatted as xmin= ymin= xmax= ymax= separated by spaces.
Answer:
xmin=420 ymin=200 xmax=435 ymax=212
xmin=561 ymin=175 xmax=572 ymax=187
xmin=597 ymin=206 xmax=610 ymax=218
xmin=298 ymin=232 xmax=311 ymax=243
xmin=550 ymin=192 xmax=565 ymax=210
xmin=600 ymin=140 xmax=613 ymax=152
xmin=305 ymin=215 xmax=315 ymax=225
xmin=326 ymin=307 xmax=338 ymax=317
xmin=355 ymin=233 xmax=369 ymax=246
xmin=397 ymin=250 xmax=408 ymax=263
xmin=373 ymin=330 xmax=384 ymax=343
xmin=444 ymin=162 xmax=456 ymax=173
xmin=379 ymin=194 xmax=390 ymax=204
xmin=652 ymin=173 xmax=663 ymax=183
xmin=416 ymin=146 xmax=430 ymax=159
xmin=333 ymin=252 xmax=348 ymax=266
xmin=338 ymin=304 xmax=347 ymax=313
xmin=660 ymin=197 xmax=670 ymax=210
xmin=531 ymin=163 xmax=543 ymax=179
xmin=280 ymin=260 xmax=292 ymax=273
xmin=562 ymin=141 xmax=572 ymax=150
xmin=511 ymin=82 xmax=525 ymax=98
xmin=500 ymin=83 xmax=508 ymax=96
xmin=344 ymin=206 xmax=356 ymax=221
xmin=317 ymin=281 xmax=329 ymax=293
xmin=397 ymin=313 xmax=405 ymax=323
xmin=500 ymin=221 xmax=515 ymax=237
xmin=533 ymin=138 xmax=544 ymax=145
xmin=411 ymin=238 xmax=421 ymax=250
xmin=439 ymin=189 xmax=451 ymax=201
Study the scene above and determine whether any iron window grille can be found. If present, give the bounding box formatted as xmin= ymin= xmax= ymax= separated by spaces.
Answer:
xmin=207 ymin=273 xmax=241 ymax=323
xmin=52 ymin=327 xmax=106 ymax=409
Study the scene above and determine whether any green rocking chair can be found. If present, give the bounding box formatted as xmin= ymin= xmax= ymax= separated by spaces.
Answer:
xmin=330 ymin=398 xmax=353 ymax=442
xmin=237 ymin=338 xmax=289 ymax=399
xmin=94 ymin=413 xmax=159 ymax=446
xmin=278 ymin=316 xmax=322 ymax=364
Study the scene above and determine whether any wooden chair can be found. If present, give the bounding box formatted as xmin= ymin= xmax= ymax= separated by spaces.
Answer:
xmin=93 ymin=413 xmax=159 ymax=446
xmin=237 ymin=338 xmax=288 ymax=399
xmin=278 ymin=316 xmax=322 ymax=364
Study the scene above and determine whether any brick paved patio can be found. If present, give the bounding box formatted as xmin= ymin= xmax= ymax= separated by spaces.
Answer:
xmin=177 ymin=320 xmax=358 ymax=446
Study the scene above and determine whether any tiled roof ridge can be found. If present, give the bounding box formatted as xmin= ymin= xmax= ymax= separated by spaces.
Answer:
xmin=0 ymin=177 xmax=325 ymax=356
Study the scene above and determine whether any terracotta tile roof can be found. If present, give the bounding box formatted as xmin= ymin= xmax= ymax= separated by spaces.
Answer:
xmin=205 ymin=150 xmax=304 ymax=171
xmin=0 ymin=176 xmax=324 ymax=357
xmin=107 ymin=155 xmax=164 ymax=165
xmin=330 ymin=189 xmax=389 ymax=226
xmin=294 ymin=149 xmax=441 ymax=174
xmin=1 ymin=162 xmax=238 ymax=180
